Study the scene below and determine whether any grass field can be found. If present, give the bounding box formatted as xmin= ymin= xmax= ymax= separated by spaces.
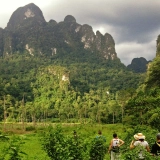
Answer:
xmin=0 ymin=122 xmax=157 ymax=159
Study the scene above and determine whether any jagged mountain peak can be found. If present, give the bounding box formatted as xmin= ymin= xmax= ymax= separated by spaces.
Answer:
xmin=64 ymin=15 xmax=76 ymax=23
xmin=96 ymin=30 xmax=103 ymax=36
xmin=0 ymin=3 xmax=119 ymax=62
xmin=6 ymin=3 xmax=46 ymax=31
xmin=81 ymin=24 xmax=93 ymax=31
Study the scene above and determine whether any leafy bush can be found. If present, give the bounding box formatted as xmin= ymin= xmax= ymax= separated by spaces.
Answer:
xmin=25 ymin=126 xmax=36 ymax=131
xmin=123 ymin=146 xmax=157 ymax=160
xmin=0 ymin=135 xmax=27 ymax=160
xmin=41 ymin=125 xmax=87 ymax=160
xmin=89 ymin=136 xmax=107 ymax=160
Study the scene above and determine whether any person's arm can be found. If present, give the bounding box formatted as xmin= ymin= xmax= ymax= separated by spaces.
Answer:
xmin=130 ymin=140 xmax=135 ymax=149
xmin=108 ymin=140 xmax=113 ymax=153
xmin=118 ymin=139 xmax=124 ymax=147
xmin=146 ymin=145 xmax=150 ymax=152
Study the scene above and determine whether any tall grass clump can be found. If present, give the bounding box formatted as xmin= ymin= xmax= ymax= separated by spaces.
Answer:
xmin=41 ymin=124 xmax=109 ymax=160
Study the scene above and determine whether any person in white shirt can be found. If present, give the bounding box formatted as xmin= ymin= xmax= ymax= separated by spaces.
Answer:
xmin=108 ymin=133 xmax=124 ymax=160
xmin=130 ymin=133 xmax=150 ymax=159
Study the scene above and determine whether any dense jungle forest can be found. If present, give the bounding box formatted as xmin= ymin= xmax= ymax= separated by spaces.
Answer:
xmin=0 ymin=48 xmax=159 ymax=130
xmin=1 ymin=2 xmax=159 ymax=130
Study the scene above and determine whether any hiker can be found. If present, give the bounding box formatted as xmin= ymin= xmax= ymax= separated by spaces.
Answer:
xmin=130 ymin=133 xmax=150 ymax=159
xmin=151 ymin=133 xmax=160 ymax=157
xmin=90 ymin=130 xmax=107 ymax=160
xmin=73 ymin=130 xmax=78 ymax=140
xmin=96 ymin=130 xmax=106 ymax=142
xmin=129 ymin=132 xmax=140 ymax=148
xmin=108 ymin=133 xmax=124 ymax=160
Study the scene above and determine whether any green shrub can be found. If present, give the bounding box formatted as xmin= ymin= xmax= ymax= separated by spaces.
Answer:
xmin=0 ymin=135 xmax=27 ymax=160
xmin=89 ymin=136 xmax=107 ymax=160
xmin=41 ymin=125 xmax=88 ymax=160
xmin=25 ymin=126 xmax=36 ymax=131
xmin=122 ymin=146 xmax=156 ymax=160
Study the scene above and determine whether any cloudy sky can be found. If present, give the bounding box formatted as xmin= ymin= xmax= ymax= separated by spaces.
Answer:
xmin=0 ymin=0 xmax=160 ymax=65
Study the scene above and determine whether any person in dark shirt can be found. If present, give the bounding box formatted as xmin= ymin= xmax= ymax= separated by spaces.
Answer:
xmin=95 ymin=130 xmax=106 ymax=142
xmin=151 ymin=133 xmax=160 ymax=157
xmin=90 ymin=130 xmax=107 ymax=160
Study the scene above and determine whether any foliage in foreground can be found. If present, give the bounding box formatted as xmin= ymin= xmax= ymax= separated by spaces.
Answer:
xmin=41 ymin=124 xmax=160 ymax=160
xmin=89 ymin=135 xmax=107 ymax=160
xmin=0 ymin=124 xmax=160 ymax=159
xmin=0 ymin=135 xmax=26 ymax=160
xmin=41 ymin=125 xmax=108 ymax=160
xmin=41 ymin=125 xmax=88 ymax=160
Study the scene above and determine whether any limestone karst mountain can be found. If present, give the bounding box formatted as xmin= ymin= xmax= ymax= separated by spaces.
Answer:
xmin=0 ymin=3 xmax=119 ymax=63
xmin=127 ymin=57 xmax=151 ymax=73
xmin=0 ymin=3 xmax=148 ymax=98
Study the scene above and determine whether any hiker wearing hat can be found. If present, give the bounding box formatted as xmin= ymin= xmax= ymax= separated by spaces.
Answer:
xmin=130 ymin=133 xmax=150 ymax=159
xmin=151 ymin=133 xmax=160 ymax=157
xmin=108 ymin=133 xmax=124 ymax=160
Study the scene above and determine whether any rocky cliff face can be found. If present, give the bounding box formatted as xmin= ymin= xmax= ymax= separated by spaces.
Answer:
xmin=1 ymin=3 xmax=119 ymax=62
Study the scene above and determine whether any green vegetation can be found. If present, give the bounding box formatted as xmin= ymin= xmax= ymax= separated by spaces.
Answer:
xmin=0 ymin=48 xmax=160 ymax=130
xmin=0 ymin=23 xmax=160 ymax=159
xmin=0 ymin=124 xmax=159 ymax=159
xmin=124 ymin=56 xmax=160 ymax=130
xmin=0 ymin=132 xmax=49 ymax=160
xmin=0 ymin=51 xmax=144 ymax=125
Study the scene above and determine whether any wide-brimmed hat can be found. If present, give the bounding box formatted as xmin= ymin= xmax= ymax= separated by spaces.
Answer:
xmin=134 ymin=133 xmax=145 ymax=140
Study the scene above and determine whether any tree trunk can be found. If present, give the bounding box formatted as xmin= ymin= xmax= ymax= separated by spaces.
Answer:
xmin=121 ymin=105 xmax=124 ymax=123
xmin=113 ymin=112 xmax=115 ymax=124
xmin=3 ymin=95 xmax=7 ymax=131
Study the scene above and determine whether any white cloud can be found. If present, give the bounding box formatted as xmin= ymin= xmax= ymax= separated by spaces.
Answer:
xmin=116 ymin=41 xmax=156 ymax=66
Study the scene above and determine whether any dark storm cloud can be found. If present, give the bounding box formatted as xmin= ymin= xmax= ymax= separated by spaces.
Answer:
xmin=1 ymin=0 xmax=160 ymax=65
xmin=44 ymin=0 xmax=160 ymax=42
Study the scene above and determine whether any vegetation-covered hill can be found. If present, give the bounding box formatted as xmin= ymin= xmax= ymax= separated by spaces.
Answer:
xmin=124 ymin=39 xmax=160 ymax=130
xmin=0 ymin=3 xmax=157 ymax=126
xmin=127 ymin=57 xmax=150 ymax=73
xmin=0 ymin=50 xmax=144 ymax=123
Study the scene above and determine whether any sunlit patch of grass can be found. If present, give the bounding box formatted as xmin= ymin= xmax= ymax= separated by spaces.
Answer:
xmin=0 ymin=123 xmax=133 ymax=159
xmin=21 ymin=133 xmax=50 ymax=160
